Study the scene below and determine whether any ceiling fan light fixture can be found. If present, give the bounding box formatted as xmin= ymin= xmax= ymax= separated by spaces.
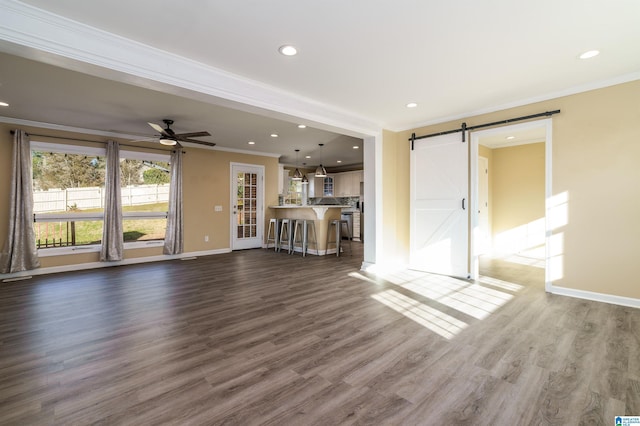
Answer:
xmin=159 ymin=137 xmax=177 ymax=146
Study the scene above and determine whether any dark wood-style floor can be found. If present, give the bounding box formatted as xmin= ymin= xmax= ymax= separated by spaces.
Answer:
xmin=0 ymin=243 xmax=638 ymax=425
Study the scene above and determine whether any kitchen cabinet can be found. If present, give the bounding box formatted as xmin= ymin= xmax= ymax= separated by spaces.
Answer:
xmin=334 ymin=171 xmax=363 ymax=197
xmin=308 ymin=171 xmax=362 ymax=197
xmin=278 ymin=165 xmax=290 ymax=195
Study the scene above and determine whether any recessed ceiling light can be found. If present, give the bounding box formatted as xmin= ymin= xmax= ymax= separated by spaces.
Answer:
xmin=406 ymin=102 xmax=418 ymax=108
xmin=248 ymin=141 xmax=255 ymax=145
xmin=353 ymin=145 xmax=360 ymax=149
xmin=305 ymin=155 xmax=311 ymax=159
xmin=279 ymin=45 xmax=298 ymax=56
xmin=270 ymin=133 xmax=278 ymax=138
xmin=337 ymin=160 xmax=342 ymax=163
xmin=506 ymin=136 xmax=515 ymax=140
xmin=579 ymin=50 xmax=600 ymax=59
xmin=0 ymin=101 xmax=8 ymax=107
xmin=297 ymin=124 xmax=306 ymax=129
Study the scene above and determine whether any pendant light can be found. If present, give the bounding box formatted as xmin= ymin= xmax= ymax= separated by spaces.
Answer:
xmin=292 ymin=149 xmax=303 ymax=181
xmin=315 ymin=143 xmax=327 ymax=177
xmin=301 ymin=163 xmax=309 ymax=185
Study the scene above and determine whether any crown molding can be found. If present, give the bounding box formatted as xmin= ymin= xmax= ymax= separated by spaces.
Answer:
xmin=0 ymin=0 xmax=380 ymax=138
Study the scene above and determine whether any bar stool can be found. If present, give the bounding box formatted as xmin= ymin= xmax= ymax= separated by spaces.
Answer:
xmin=291 ymin=219 xmax=317 ymax=257
xmin=277 ymin=218 xmax=295 ymax=253
xmin=325 ymin=219 xmax=352 ymax=256
xmin=266 ymin=218 xmax=279 ymax=250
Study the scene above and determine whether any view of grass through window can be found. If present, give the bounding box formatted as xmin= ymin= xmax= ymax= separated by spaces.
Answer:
xmin=32 ymin=146 xmax=170 ymax=249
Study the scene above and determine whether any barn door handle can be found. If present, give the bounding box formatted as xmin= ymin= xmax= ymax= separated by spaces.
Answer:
xmin=462 ymin=198 xmax=466 ymax=210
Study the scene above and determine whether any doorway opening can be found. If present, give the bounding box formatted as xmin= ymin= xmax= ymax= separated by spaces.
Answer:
xmin=470 ymin=119 xmax=552 ymax=291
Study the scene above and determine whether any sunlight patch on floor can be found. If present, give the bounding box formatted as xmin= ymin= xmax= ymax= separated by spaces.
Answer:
xmin=371 ymin=289 xmax=467 ymax=340
xmin=399 ymin=276 xmax=513 ymax=320
xmin=354 ymin=267 xmax=524 ymax=339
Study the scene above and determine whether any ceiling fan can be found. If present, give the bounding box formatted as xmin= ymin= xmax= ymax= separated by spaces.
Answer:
xmin=145 ymin=119 xmax=215 ymax=147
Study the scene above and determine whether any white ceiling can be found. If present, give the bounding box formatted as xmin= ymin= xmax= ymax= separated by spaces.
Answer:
xmin=1 ymin=0 xmax=639 ymax=166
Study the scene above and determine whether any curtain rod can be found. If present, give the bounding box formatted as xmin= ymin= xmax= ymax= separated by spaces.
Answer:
xmin=409 ymin=109 xmax=560 ymax=148
xmin=9 ymin=130 xmax=184 ymax=153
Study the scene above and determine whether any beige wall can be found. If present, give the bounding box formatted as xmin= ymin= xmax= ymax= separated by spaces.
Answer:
xmin=491 ymin=142 xmax=545 ymax=253
xmin=0 ymin=123 xmax=279 ymax=269
xmin=385 ymin=79 xmax=640 ymax=299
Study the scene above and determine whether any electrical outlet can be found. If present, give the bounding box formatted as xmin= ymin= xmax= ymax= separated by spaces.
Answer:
xmin=204 ymin=235 xmax=209 ymax=242
xmin=214 ymin=205 xmax=223 ymax=212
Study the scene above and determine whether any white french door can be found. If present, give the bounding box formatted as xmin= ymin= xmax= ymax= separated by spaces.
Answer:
xmin=230 ymin=163 xmax=264 ymax=250
xmin=410 ymin=132 xmax=469 ymax=278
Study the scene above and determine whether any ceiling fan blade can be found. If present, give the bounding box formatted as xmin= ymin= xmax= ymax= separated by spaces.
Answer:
xmin=174 ymin=131 xmax=211 ymax=138
xmin=148 ymin=122 xmax=164 ymax=133
xmin=128 ymin=138 xmax=157 ymax=143
xmin=180 ymin=138 xmax=217 ymax=147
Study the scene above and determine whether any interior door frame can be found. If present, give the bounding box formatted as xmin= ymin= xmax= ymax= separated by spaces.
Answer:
xmin=229 ymin=162 xmax=265 ymax=250
xmin=470 ymin=118 xmax=553 ymax=291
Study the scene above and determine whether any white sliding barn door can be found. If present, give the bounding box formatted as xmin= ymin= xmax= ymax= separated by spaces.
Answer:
xmin=410 ymin=132 xmax=469 ymax=278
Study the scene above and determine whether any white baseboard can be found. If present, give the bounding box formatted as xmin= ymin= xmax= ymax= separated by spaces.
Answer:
xmin=549 ymin=284 xmax=640 ymax=309
xmin=1 ymin=248 xmax=232 ymax=281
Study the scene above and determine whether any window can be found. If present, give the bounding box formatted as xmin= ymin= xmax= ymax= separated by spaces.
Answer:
xmin=285 ymin=177 xmax=303 ymax=205
xmin=119 ymin=151 xmax=170 ymax=246
xmin=32 ymin=142 xmax=106 ymax=251
xmin=31 ymin=141 xmax=171 ymax=254
xmin=323 ymin=176 xmax=334 ymax=196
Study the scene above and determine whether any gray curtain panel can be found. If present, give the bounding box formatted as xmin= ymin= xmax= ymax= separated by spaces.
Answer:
xmin=100 ymin=140 xmax=123 ymax=261
xmin=0 ymin=130 xmax=40 ymax=273
xmin=163 ymin=149 xmax=183 ymax=255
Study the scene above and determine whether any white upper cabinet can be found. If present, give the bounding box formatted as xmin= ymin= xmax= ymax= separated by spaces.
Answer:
xmin=333 ymin=171 xmax=363 ymax=197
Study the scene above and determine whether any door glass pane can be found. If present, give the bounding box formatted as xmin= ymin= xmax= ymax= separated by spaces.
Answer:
xmin=236 ymin=171 xmax=258 ymax=240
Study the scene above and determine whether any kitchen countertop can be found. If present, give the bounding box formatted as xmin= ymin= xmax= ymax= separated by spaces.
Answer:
xmin=270 ymin=205 xmax=344 ymax=208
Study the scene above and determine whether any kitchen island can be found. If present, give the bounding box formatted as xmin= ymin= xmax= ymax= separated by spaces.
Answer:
xmin=269 ymin=205 xmax=344 ymax=255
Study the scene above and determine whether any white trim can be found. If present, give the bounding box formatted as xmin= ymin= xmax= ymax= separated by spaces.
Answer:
xmin=0 ymin=248 xmax=232 ymax=280
xmin=549 ymin=285 xmax=640 ymax=310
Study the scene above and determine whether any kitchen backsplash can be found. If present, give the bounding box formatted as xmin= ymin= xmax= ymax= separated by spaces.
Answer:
xmin=308 ymin=196 xmax=360 ymax=207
